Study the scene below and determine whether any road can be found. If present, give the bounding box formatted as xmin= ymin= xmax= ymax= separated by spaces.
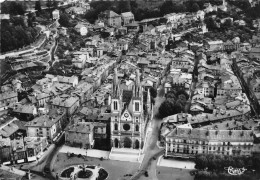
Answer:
xmin=21 ymin=144 xmax=61 ymax=180
xmin=130 ymin=85 xmax=165 ymax=180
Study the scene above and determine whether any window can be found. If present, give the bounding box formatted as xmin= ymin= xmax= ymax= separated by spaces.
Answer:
xmin=114 ymin=123 xmax=118 ymax=131
xmin=135 ymin=102 xmax=139 ymax=111
xmin=135 ymin=125 xmax=139 ymax=131
xmin=113 ymin=101 xmax=118 ymax=110
xmin=115 ymin=117 xmax=118 ymax=121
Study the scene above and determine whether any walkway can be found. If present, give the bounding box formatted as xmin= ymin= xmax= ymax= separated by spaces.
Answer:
xmin=59 ymin=145 xmax=110 ymax=159
xmin=109 ymin=148 xmax=141 ymax=162
xmin=0 ymin=165 xmax=26 ymax=177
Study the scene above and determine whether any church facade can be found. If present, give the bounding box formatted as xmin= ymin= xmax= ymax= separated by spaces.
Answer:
xmin=110 ymin=68 xmax=152 ymax=149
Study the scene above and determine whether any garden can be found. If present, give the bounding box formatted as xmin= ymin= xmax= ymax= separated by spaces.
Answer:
xmin=59 ymin=164 xmax=108 ymax=180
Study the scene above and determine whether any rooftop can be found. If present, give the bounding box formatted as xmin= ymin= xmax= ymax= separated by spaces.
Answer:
xmin=25 ymin=109 xmax=65 ymax=128
xmin=166 ymin=128 xmax=254 ymax=142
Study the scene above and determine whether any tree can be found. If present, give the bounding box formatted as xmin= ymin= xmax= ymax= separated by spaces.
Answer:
xmin=85 ymin=10 xmax=98 ymax=24
xmin=222 ymin=18 xmax=232 ymax=29
xmin=176 ymin=89 xmax=189 ymax=100
xmin=191 ymin=3 xmax=200 ymax=12
xmin=13 ymin=17 xmax=26 ymax=27
xmin=160 ymin=1 xmax=174 ymax=16
xmin=52 ymin=0 xmax=59 ymax=9
xmin=150 ymin=87 xmax=157 ymax=99
xmin=1 ymin=2 xmax=10 ymax=14
xmin=9 ymin=2 xmax=25 ymax=15
xmin=35 ymin=0 xmax=42 ymax=13
xmin=204 ymin=17 xmax=217 ymax=30
xmin=195 ymin=155 xmax=208 ymax=170
xmin=58 ymin=13 xmax=70 ymax=27
xmin=118 ymin=1 xmax=131 ymax=13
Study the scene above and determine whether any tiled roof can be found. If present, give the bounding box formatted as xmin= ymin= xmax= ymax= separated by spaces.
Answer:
xmin=65 ymin=123 xmax=93 ymax=134
xmin=166 ymin=128 xmax=254 ymax=142
xmin=104 ymin=10 xmax=120 ymax=18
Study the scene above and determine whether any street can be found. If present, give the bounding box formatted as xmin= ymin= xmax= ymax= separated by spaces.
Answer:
xmin=130 ymin=85 xmax=165 ymax=180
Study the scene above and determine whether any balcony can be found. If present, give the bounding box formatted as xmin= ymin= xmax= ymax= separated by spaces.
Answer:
xmin=113 ymin=131 xmax=119 ymax=135
xmin=133 ymin=132 xmax=140 ymax=136
xmin=121 ymin=131 xmax=132 ymax=135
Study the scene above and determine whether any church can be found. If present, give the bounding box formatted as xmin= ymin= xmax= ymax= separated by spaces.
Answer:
xmin=110 ymin=68 xmax=153 ymax=150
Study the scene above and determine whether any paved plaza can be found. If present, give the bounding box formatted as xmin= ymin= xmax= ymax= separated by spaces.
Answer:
xmin=157 ymin=156 xmax=195 ymax=170
xmin=59 ymin=145 xmax=110 ymax=159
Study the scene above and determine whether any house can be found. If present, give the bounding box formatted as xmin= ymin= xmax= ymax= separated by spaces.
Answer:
xmin=57 ymin=75 xmax=78 ymax=87
xmin=71 ymin=82 xmax=93 ymax=104
xmin=25 ymin=109 xmax=67 ymax=143
xmin=59 ymin=27 xmax=67 ymax=36
xmin=116 ymin=41 xmax=128 ymax=51
xmin=0 ymin=91 xmax=18 ymax=112
xmin=75 ymin=23 xmax=88 ymax=36
xmin=65 ymin=122 xmax=94 ymax=149
xmin=78 ymin=1 xmax=90 ymax=10
xmin=11 ymin=104 xmax=38 ymax=121
xmin=125 ymin=22 xmax=139 ymax=33
xmin=249 ymin=47 xmax=260 ymax=59
xmin=24 ymin=137 xmax=48 ymax=162
xmin=72 ymin=54 xmax=87 ymax=69
xmin=0 ymin=14 xmax=10 ymax=20
xmin=66 ymin=6 xmax=87 ymax=15
xmin=51 ymin=95 xmax=80 ymax=117
xmin=164 ymin=127 xmax=254 ymax=158
xmin=197 ymin=10 xmax=205 ymax=20
xmin=52 ymin=9 xmax=60 ymax=20
xmin=101 ymin=10 xmax=121 ymax=27
xmin=234 ymin=20 xmax=246 ymax=26
xmin=121 ymin=12 xmax=135 ymax=26
xmin=0 ymin=115 xmax=27 ymax=164
xmin=204 ymin=40 xmax=223 ymax=52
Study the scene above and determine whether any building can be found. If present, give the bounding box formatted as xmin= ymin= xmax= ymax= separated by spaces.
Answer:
xmin=52 ymin=9 xmax=60 ymax=20
xmin=24 ymin=137 xmax=48 ymax=162
xmin=57 ymin=75 xmax=78 ymax=87
xmin=51 ymin=95 xmax=80 ymax=117
xmin=0 ymin=91 xmax=18 ymax=112
xmin=100 ymin=10 xmax=121 ymax=27
xmin=65 ymin=122 xmax=94 ymax=149
xmin=110 ymin=68 xmax=152 ymax=149
xmin=0 ymin=115 xmax=27 ymax=164
xmin=11 ymin=104 xmax=38 ymax=121
xmin=121 ymin=12 xmax=135 ymax=26
xmin=75 ymin=23 xmax=88 ymax=36
xmin=116 ymin=41 xmax=128 ymax=51
xmin=25 ymin=109 xmax=67 ymax=143
xmin=164 ymin=127 xmax=254 ymax=158
xmin=66 ymin=6 xmax=87 ymax=15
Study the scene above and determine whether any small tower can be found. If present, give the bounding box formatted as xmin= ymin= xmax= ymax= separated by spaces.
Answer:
xmin=111 ymin=67 xmax=120 ymax=112
xmin=133 ymin=69 xmax=142 ymax=114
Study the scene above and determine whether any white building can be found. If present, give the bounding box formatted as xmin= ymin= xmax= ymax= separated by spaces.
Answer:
xmin=75 ymin=23 xmax=88 ymax=36
xmin=52 ymin=9 xmax=60 ymax=20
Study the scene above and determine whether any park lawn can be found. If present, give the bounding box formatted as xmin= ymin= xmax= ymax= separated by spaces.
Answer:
xmin=156 ymin=166 xmax=194 ymax=180
xmin=54 ymin=153 xmax=140 ymax=180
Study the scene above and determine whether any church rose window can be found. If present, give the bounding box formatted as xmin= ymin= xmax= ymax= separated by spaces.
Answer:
xmin=123 ymin=124 xmax=130 ymax=131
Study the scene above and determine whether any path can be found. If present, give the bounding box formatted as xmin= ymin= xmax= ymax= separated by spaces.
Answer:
xmin=130 ymin=85 xmax=165 ymax=180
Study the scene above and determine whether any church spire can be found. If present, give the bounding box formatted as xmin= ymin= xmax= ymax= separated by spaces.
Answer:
xmin=113 ymin=67 xmax=119 ymax=97
xmin=135 ymin=69 xmax=142 ymax=97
